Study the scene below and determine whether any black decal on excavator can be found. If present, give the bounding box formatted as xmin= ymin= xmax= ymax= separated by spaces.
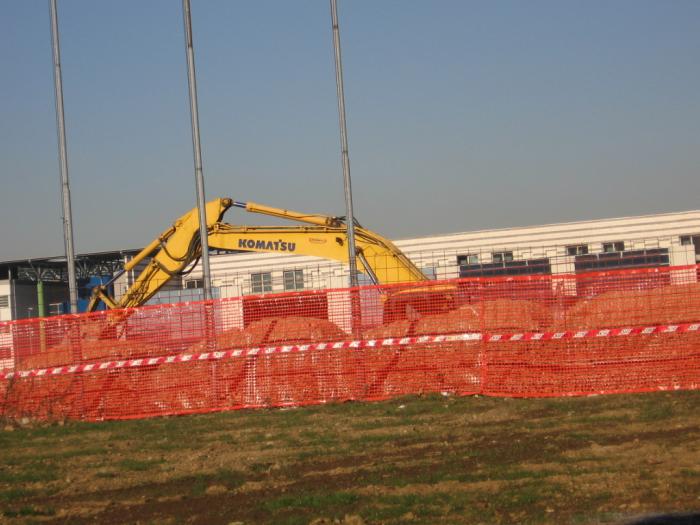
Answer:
xmin=237 ymin=239 xmax=296 ymax=252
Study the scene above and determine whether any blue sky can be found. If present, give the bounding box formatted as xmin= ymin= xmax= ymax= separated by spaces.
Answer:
xmin=1 ymin=1 xmax=699 ymax=260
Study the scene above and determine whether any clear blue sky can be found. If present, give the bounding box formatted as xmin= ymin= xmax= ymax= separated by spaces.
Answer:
xmin=1 ymin=1 xmax=699 ymax=260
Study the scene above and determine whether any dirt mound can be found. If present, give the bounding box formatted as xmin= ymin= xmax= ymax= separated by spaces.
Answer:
xmin=413 ymin=300 xmax=549 ymax=334
xmin=479 ymin=299 xmax=550 ymax=331
xmin=414 ymin=305 xmax=481 ymax=335
xmin=17 ymin=349 xmax=72 ymax=370
xmin=83 ymin=338 xmax=166 ymax=361
xmin=362 ymin=319 xmax=414 ymax=339
xmin=185 ymin=327 xmax=248 ymax=353
xmin=563 ymin=282 xmax=700 ymax=329
xmin=363 ymin=300 xmax=549 ymax=339
xmin=17 ymin=337 xmax=166 ymax=370
xmin=245 ymin=317 xmax=347 ymax=345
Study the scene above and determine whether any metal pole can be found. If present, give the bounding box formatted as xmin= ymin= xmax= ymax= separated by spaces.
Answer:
xmin=37 ymin=280 xmax=46 ymax=318
xmin=49 ymin=0 xmax=79 ymax=313
xmin=182 ymin=0 xmax=212 ymax=300
xmin=330 ymin=0 xmax=359 ymax=288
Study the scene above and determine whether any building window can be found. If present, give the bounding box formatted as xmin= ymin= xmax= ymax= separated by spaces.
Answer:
xmin=457 ymin=254 xmax=479 ymax=266
xmin=459 ymin=258 xmax=551 ymax=278
xmin=492 ymin=251 xmax=513 ymax=264
xmin=184 ymin=279 xmax=203 ymax=289
xmin=574 ymin=248 xmax=669 ymax=272
xmin=567 ymin=244 xmax=589 ymax=256
xmin=680 ymin=235 xmax=700 ymax=256
xmin=0 ymin=296 xmax=8 ymax=308
xmin=48 ymin=303 xmax=64 ymax=316
xmin=283 ymin=270 xmax=304 ymax=291
xmin=251 ymin=272 xmax=272 ymax=293
xmin=602 ymin=241 xmax=625 ymax=253
xmin=422 ymin=267 xmax=437 ymax=280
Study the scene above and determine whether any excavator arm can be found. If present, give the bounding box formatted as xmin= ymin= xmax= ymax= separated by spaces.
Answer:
xmin=88 ymin=197 xmax=427 ymax=311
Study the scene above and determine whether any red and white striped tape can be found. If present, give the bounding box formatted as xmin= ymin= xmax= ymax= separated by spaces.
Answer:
xmin=2 ymin=321 xmax=699 ymax=381
xmin=484 ymin=322 xmax=700 ymax=342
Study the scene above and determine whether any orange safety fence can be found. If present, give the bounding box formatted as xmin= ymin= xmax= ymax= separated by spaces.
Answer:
xmin=1 ymin=264 xmax=699 ymax=421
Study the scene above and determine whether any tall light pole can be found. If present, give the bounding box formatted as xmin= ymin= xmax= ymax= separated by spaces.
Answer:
xmin=182 ymin=0 xmax=212 ymax=299
xmin=330 ymin=0 xmax=359 ymax=288
xmin=49 ymin=0 xmax=79 ymax=313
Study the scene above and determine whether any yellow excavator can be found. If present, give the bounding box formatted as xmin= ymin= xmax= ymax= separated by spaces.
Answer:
xmin=87 ymin=198 xmax=449 ymax=316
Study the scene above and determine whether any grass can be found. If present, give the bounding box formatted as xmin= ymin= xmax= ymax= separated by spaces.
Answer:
xmin=0 ymin=488 xmax=38 ymax=502
xmin=117 ymin=458 xmax=166 ymax=472
xmin=0 ymin=390 xmax=699 ymax=524
xmin=264 ymin=491 xmax=360 ymax=512
xmin=2 ymin=506 xmax=56 ymax=518
xmin=0 ymin=462 xmax=59 ymax=484
xmin=181 ymin=468 xmax=249 ymax=496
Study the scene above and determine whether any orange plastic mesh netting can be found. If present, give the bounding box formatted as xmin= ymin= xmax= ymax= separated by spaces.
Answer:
xmin=1 ymin=265 xmax=699 ymax=421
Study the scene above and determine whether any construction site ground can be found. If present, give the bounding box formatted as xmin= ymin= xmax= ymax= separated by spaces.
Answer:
xmin=1 ymin=390 xmax=699 ymax=525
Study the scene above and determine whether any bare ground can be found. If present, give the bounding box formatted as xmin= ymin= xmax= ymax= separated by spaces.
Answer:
xmin=1 ymin=391 xmax=699 ymax=524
